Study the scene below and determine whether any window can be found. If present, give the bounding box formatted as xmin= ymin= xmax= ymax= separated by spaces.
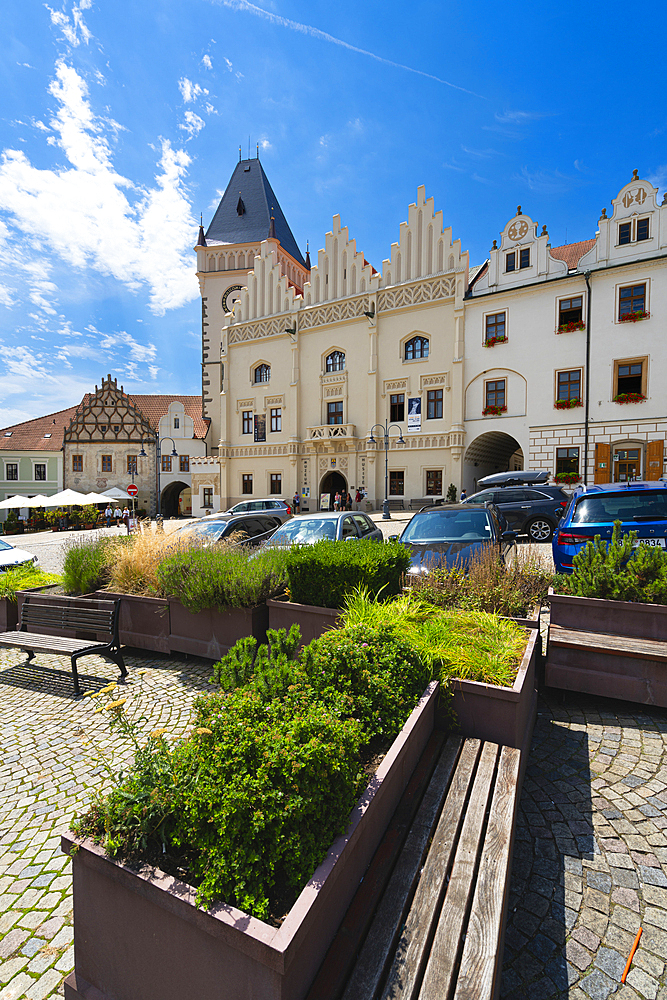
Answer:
xmin=72 ymin=455 xmax=83 ymax=472
xmin=179 ymin=455 xmax=189 ymax=473
xmin=506 ymin=252 xmax=516 ymax=272
xmin=327 ymin=401 xmax=344 ymax=425
xmin=101 ymin=455 xmax=112 ymax=472
xmin=6 ymin=463 xmax=18 ymax=481
xmin=557 ymin=370 xmax=581 ymax=402
xmin=485 ymin=380 xmax=506 ymax=409
xmin=242 ymin=474 xmax=253 ymax=495
xmin=426 ymin=470 xmax=442 ymax=495
xmin=326 ymin=351 xmax=345 ymax=372
xmin=619 ymin=283 xmax=646 ymax=319
xmin=616 ymin=360 xmax=644 ymax=395
xmin=426 ymin=389 xmax=443 ymax=420
xmin=637 ymin=218 xmax=650 ymax=241
xmin=389 ymin=471 xmax=404 ymax=495
xmin=270 ymin=473 xmax=282 ymax=495
xmin=162 ymin=455 xmax=172 ymax=473
xmin=174 ymin=416 xmax=179 ymax=429
xmin=619 ymin=219 xmax=650 ymax=244
xmin=519 ymin=248 xmax=530 ymax=269
xmin=203 ymin=488 xmax=213 ymax=508
xmin=485 ymin=312 xmax=506 ymax=344
xmin=127 ymin=455 xmax=137 ymax=475
xmin=619 ymin=222 xmax=631 ymax=245
xmin=270 ymin=408 xmax=282 ymax=433
xmin=112 ymin=425 xmax=120 ymax=433
xmin=405 ymin=336 xmax=429 ymax=360
xmin=254 ymin=364 xmax=271 ymax=383
xmin=556 ymin=448 xmax=579 ymax=476
xmin=390 ymin=393 xmax=405 ymax=422
xmin=558 ymin=296 xmax=583 ymax=326
xmin=242 ymin=410 xmax=253 ymax=435
xmin=34 ymin=464 xmax=46 ymax=481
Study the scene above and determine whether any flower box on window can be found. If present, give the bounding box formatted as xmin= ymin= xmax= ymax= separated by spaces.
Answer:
xmin=483 ymin=336 xmax=508 ymax=348
xmin=482 ymin=404 xmax=507 ymax=416
xmin=554 ymin=472 xmax=581 ymax=485
xmin=554 ymin=398 xmax=583 ymax=410
xmin=619 ymin=311 xmax=650 ymax=323
xmin=613 ymin=392 xmax=647 ymax=404
xmin=556 ymin=321 xmax=586 ymax=334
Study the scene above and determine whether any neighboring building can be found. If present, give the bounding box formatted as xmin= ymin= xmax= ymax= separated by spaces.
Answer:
xmin=194 ymin=157 xmax=469 ymax=514
xmin=0 ymin=406 xmax=77 ymax=520
xmin=63 ymin=377 xmax=209 ymax=516
xmin=465 ymin=171 xmax=667 ymax=491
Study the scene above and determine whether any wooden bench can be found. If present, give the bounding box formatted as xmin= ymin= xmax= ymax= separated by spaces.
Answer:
xmin=386 ymin=498 xmax=405 ymax=511
xmin=0 ymin=594 xmax=127 ymax=696
xmin=306 ymin=734 xmax=521 ymax=1000
xmin=409 ymin=497 xmax=441 ymax=510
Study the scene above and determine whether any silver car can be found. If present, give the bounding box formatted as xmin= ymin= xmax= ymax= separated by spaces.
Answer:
xmin=203 ymin=498 xmax=292 ymax=524
xmin=264 ymin=511 xmax=383 ymax=546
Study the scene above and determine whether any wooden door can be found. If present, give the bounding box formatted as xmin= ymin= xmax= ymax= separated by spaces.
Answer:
xmin=594 ymin=442 xmax=611 ymax=484
xmin=646 ymin=440 xmax=664 ymax=481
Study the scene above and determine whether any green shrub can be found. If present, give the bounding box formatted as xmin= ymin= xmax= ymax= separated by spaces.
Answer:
xmin=155 ymin=546 xmax=290 ymax=610
xmin=408 ymin=543 xmax=553 ymax=618
xmin=212 ymin=625 xmax=303 ymax=702
xmin=62 ymin=537 xmax=117 ymax=594
xmin=75 ymin=685 xmax=364 ymax=920
xmin=446 ymin=483 xmax=457 ymax=502
xmin=555 ymin=520 xmax=667 ymax=604
xmin=285 ymin=539 xmax=410 ymax=609
xmin=0 ymin=566 xmax=62 ymax=601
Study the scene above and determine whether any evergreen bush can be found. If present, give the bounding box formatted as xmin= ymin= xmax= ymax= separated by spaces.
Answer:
xmin=285 ymin=539 xmax=410 ymax=609
xmin=446 ymin=483 xmax=457 ymax=503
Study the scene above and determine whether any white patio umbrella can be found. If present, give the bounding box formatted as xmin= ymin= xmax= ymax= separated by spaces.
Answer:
xmin=25 ymin=495 xmax=51 ymax=507
xmin=42 ymin=489 xmax=90 ymax=507
xmin=81 ymin=492 xmax=114 ymax=503
xmin=101 ymin=487 xmax=132 ymax=500
xmin=0 ymin=495 xmax=33 ymax=509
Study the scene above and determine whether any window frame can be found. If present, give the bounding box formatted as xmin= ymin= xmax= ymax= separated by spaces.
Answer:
xmin=484 ymin=379 xmax=506 ymax=411
xmin=242 ymin=410 xmax=253 ymax=435
xmin=613 ymin=356 xmax=648 ymax=398
xmin=254 ymin=363 xmax=271 ymax=384
xmin=202 ymin=487 xmax=213 ymax=508
xmin=6 ymin=463 xmax=18 ymax=482
xmin=327 ymin=401 xmax=344 ymax=425
xmin=161 ymin=455 xmax=172 ymax=473
xmin=242 ymin=474 xmax=253 ymax=495
xmin=426 ymin=388 xmax=443 ymax=420
xmin=484 ymin=311 xmax=507 ymax=345
xmin=179 ymin=455 xmax=189 ymax=473
xmin=270 ymin=407 xmax=282 ymax=433
xmin=127 ymin=455 xmax=137 ymax=476
xmin=325 ymin=351 xmax=345 ymax=373
xmin=617 ymin=218 xmax=650 ymax=245
xmin=557 ymin=295 xmax=584 ymax=328
xmin=426 ymin=470 xmax=443 ymax=496
xmin=555 ymin=368 xmax=583 ymax=404
xmin=556 ymin=447 xmax=580 ymax=476
xmin=34 ymin=463 xmax=46 ymax=482
xmin=618 ymin=282 xmax=648 ymax=321
xmin=390 ymin=393 xmax=405 ymax=423
xmin=269 ymin=473 xmax=282 ymax=495
xmin=519 ymin=247 xmax=530 ymax=269
xmin=505 ymin=251 xmax=516 ymax=272
xmin=404 ymin=336 xmax=429 ymax=361
xmin=72 ymin=454 xmax=83 ymax=473
xmin=389 ymin=471 xmax=405 ymax=496
xmin=101 ymin=455 xmax=112 ymax=473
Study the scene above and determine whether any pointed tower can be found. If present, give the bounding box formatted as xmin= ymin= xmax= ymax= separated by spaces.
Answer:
xmin=195 ymin=155 xmax=308 ymax=443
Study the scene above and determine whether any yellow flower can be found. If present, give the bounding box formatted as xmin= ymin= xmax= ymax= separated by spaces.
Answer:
xmin=195 ymin=727 xmax=213 ymax=735
xmin=94 ymin=705 xmax=105 ymax=714
xmin=99 ymin=682 xmax=117 ymax=695
xmin=90 ymin=692 xmax=102 ymax=699
xmin=104 ymin=698 xmax=127 ymax=711
xmin=136 ymin=669 xmax=147 ymax=676
xmin=150 ymin=728 xmax=168 ymax=738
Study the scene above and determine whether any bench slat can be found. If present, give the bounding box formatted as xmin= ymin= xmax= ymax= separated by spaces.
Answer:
xmin=418 ymin=741 xmax=499 ymax=999
xmin=454 ymin=745 xmax=521 ymax=1000
xmin=549 ymin=625 xmax=667 ymax=662
xmin=0 ymin=633 xmax=108 ymax=654
xmin=341 ymin=736 xmax=463 ymax=1000
xmin=380 ymin=738 xmax=481 ymax=1000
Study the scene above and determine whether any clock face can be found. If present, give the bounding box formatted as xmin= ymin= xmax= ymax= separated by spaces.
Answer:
xmin=222 ymin=284 xmax=243 ymax=314
xmin=507 ymin=219 xmax=529 ymax=241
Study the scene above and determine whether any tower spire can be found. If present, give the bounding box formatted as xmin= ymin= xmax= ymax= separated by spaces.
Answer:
xmin=197 ymin=213 xmax=207 ymax=247
xmin=305 ymin=240 xmax=311 ymax=270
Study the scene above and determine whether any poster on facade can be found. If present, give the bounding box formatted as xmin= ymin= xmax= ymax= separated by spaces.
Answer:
xmin=407 ymin=397 xmax=422 ymax=433
xmin=254 ymin=414 xmax=266 ymax=442
xmin=320 ymin=493 xmax=330 ymax=510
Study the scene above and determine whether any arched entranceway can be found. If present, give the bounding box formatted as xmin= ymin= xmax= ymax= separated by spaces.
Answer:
xmin=319 ymin=471 xmax=347 ymax=510
xmin=160 ymin=481 xmax=191 ymax=518
xmin=463 ymin=432 xmax=524 ymax=494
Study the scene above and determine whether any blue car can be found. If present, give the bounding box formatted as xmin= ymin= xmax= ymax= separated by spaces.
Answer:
xmin=552 ymin=481 xmax=667 ymax=574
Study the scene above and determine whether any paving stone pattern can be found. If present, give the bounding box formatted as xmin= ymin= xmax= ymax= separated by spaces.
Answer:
xmin=0 ymin=646 xmax=213 ymax=999
xmin=503 ymin=693 xmax=667 ymax=1000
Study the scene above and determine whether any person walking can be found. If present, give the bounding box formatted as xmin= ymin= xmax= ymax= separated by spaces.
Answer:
xmin=292 ymin=491 xmax=300 ymax=515
xmin=104 ymin=505 xmax=113 ymax=528
xmin=355 ymin=489 xmax=362 ymax=510
xmin=113 ymin=506 xmax=123 ymax=528
xmin=460 ymin=489 xmax=468 ymax=501
xmin=345 ymin=492 xmax=352 ymax=511
xmin=122 ymin=506 xmax=131 ymax=534
xmin=333 ymin=491 xmax=341 ymax=511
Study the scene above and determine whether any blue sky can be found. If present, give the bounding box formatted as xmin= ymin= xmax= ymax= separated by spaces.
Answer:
xmin=1 ymin=0 xmax=666 ymax=426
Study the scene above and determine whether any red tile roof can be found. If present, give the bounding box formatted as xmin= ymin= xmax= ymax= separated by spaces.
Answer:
xmin=0 ymin=405 xmax=80 ymax=452
xmin=128 ymin=395 xmax=209 ymax=440
xmin=549 ymin=239 xmax=596 ymax=270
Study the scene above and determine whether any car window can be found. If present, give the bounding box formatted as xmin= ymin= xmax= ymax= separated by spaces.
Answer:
xmin=0 ymin=539 xmax=13 ymax=551
xmin=353 ymin=514 xmax=372 ymax=535
xmin=256 ymin=516 xmax=278 ymax=532
xmin=231 ymin=502 xmax=248 ymax=513
xmin=469 ymin=490 xmax=495 ymax=504
xmin=401 ymin=510 xmax=492 ymax=542
xmin=493 ymin=489 xmax=526 ymax=503
xmin=341 ymin=516 xmax=358 ymax=539
xmin=267 ymin=518 xmax=337 ymax=545
xmin=572 ymin=491 xmax=667 ymax=524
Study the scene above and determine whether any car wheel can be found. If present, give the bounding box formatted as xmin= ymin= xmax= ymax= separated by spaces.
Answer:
xmin=526 ymin=518 xmax=554 ymax=543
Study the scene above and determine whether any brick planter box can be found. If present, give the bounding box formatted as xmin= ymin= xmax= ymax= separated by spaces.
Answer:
xmin=61 ymin=681 xmax=439 ymax=1000
xmin=169 ymin=600 xmax=268 ymax=658
xmin=267 ymin=599 xmax=341 ymax=646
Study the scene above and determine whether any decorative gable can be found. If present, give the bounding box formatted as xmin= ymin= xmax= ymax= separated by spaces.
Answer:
xmin=474 ymin=207 xmax=567 ymax=292
xmin=578 ymin=170 xmax=667 ymax=269
xmin=381 ymin=186 xmax=468 ymax=288
xmin=64 ymin=376 xmax=153 ymax=443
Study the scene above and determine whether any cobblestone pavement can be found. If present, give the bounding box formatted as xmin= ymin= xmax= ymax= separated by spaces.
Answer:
xmin=503 ymin=691 xmax=667 ymax=1000
xmin=0 ymin=646 xmax=213 ymax=999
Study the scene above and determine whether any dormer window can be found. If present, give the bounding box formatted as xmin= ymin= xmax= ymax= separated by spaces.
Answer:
xmin=254 ymin=364 xmax=271 ymax=384
xmin=619 ymin=223 xmax=631 ymax=245
xmin=637 ymin=218 xmax=650 ymax=241
xmin=174 ymin=416 xmax=180 ymax=429
xmin=618 ymin=219 xmax=650 ymax=245
xmin=519 ymin=248 xmax=530 ymax=269
xmin=506 ymin=252 xmax=516 ymax=272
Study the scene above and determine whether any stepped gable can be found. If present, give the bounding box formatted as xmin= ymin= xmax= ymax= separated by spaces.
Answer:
xmin=381 ymin=185 xmax=469 ymax=288
xmin=205 ymin=157 xmax=306 ymax=268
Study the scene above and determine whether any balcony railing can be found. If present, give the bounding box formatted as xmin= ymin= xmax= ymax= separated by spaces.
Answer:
xmin=307 ymin=423 xmax=356 ymax=440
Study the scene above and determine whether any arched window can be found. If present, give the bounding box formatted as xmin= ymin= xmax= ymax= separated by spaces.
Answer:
xmin=405 ymin=336 xmax=429 ymax=360
xmin=254 ymin=364 xmax=271 ymax=384
xmin=326 ymin=351 xmax=345 ymax=372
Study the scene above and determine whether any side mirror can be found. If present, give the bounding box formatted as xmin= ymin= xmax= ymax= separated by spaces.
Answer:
xmin=388 ymin=534 xmax=399 ymax=542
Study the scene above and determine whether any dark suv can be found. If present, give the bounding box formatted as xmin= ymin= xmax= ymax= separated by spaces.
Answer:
xmin=463 ymin=471 xmax=569 ymax=543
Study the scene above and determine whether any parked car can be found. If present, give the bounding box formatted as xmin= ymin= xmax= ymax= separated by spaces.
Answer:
xmin=552 ymin=481 xmax=667 ymax=574
xmin=395 ymin=503 xmax=516 ymax=575
xmin=203 ymin=498 xmax=292 ymax=522
xmin=0 ymin=538 xmax=39 ymax=571
xmin=462 ymin=470 xmax=569 ymax=543
xmin=264 ymin=511 xmax=383 ymax=546
xmin=173 ymin=511 xmax=284 ymax=548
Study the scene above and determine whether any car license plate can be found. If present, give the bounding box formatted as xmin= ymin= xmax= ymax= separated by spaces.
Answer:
xmin=632 ymin=538 xmax=666 ymax=548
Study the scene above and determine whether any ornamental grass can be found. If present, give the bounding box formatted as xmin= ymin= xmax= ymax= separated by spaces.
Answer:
xmin=0 ymin=566 xmax=62 ymax=601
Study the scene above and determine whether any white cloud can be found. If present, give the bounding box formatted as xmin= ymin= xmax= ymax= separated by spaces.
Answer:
xmin=495 ymin=110 xmax=552 ymax=124
xmin=202 ymin=55 xmax=213 ymax=69
xmin=259 ymin=137 xmax=271 ymax=150
xmin=204 ymin=102 xmax=218 ymax=116
xmin=178 ymin=78 xmax=209 ymax=103
xmin=648 ymin=165 xmax=667 ymax=199
xmin=46 ymin=1 xmax=92 ymax=47
xmin=0 ymin=60 xmax=198 ymax=315
xmin=98 ymin=329 xmax=157 ymax=363
xmin=179 ymin=110 xmax=205 ymax=139
xmin=224 ymin=57 xmax=233 ymax=72
xmin=515 ymin=166 xmax=573 ymax=194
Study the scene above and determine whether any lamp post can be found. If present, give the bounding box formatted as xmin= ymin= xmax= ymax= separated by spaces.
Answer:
xmin=140 ymin=436 xmax=178 ymax=517
xmin=368 ymin=421 xmax=405 ymax=520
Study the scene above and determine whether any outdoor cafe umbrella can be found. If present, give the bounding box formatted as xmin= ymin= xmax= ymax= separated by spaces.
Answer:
xmin=81 ymin=492 xmax=114 ymax=503
xmin=42 ymin=489 xmax=90 ymax=507
xmin=101 ymin=487 xmax=132 ymax=500
xmin=0 ymin=495 xmax=33 ymax=509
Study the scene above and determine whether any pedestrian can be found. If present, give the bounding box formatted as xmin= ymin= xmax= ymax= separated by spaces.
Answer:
xmin=113 ymin=506 xmax=123 ymax=527
xmin=460 ymin=489 xmax=468 ymax=501
xmin=333 ymin=491 xmax=340 ymax=511
xmin=345 ymin=492 xmax=352 ymax=511
xmin=122 ymin=506 xmax=131 ymax=533
xmin=292 ymin=491 xmax=300 ymax=515
xmin=104 ymin=505 xmax=113 ymax=528
xmin=355 ymin=488 xmax=362 ymax=510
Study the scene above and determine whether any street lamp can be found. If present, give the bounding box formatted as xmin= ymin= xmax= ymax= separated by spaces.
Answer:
xmin=140 ymin=435 xmax=178 ymax=516
xmin=368 ymin=421 xmax=405 ymax=520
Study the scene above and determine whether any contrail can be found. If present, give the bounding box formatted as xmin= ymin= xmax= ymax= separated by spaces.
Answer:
xmin=220 ymin=0 xmax=483 ymax=98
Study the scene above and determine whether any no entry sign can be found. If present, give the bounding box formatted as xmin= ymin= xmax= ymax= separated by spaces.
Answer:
xmin=127 ymin=484 xmax=138 ymax=497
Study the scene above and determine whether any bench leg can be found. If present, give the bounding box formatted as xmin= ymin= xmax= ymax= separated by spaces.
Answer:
xmin=70 ymin=655 xmax=82 ymax=697
xmin=112 ymin=650 xmax=128 ymax=682
xmin=26 ymin=649 xmax=35 ymax=663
